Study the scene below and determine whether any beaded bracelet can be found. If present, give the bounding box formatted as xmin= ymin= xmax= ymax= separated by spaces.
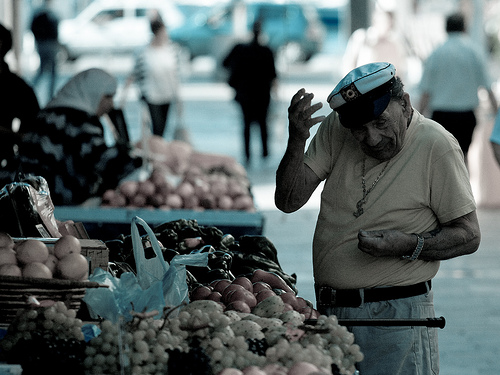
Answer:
xmin=401 ymin=233 xmax=424 ymax=261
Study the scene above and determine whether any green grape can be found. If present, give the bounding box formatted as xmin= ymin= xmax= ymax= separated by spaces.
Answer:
xmin=135 ymin=339 xmax=149 ymax=353
xmin=93 ymin=353 xmax=107 ymax=366
xmin=146 ymin=328 xmax=156 ymax=340
xmin=133 ymin=329 xmax=146 ymax=341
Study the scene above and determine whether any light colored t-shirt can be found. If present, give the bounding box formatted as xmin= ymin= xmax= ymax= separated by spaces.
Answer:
xmin=419 ymin=33 xmax=492 ymax=112
xmin=133 ymin=43 xmax=179 ymax=104
xmin=304 ymin=110 xmax=476 ymax=289
xmin=490 ymin=110 xmax=500 ymax=144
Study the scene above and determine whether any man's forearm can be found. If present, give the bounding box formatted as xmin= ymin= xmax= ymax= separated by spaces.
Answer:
xmin=275 ymin=139 xmax=315 ymax=213
xmin=359 ymin=211 xmax=481 ymax=260
xmin=415 ymin=211 xmax=481 ymax=261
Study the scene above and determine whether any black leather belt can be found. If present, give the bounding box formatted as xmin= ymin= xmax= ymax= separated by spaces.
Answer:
xmin=315 ymin=280 xmax=431 ymax=308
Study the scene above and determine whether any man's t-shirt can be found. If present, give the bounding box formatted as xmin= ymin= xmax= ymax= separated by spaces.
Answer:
xmin=490 ymin=111 xmax=500 ymax=145
xmin=304 ymin=110 xmax=476 ymax=289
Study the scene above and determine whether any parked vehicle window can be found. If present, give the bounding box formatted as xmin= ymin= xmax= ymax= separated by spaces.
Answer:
xmin=92 ymin=9 xmax=124 ymax=25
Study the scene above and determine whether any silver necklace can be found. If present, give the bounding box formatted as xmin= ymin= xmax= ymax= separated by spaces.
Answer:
xmin=353 ymin=157 xmax=390 ymax=218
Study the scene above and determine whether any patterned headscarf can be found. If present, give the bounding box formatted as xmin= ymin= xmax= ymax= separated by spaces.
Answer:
xmin=46 ymin=68 xmax=117 ymax=115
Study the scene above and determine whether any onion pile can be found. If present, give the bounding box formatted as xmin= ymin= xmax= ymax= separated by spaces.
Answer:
xmin=101 ymin=138 xmax=255 ymax=211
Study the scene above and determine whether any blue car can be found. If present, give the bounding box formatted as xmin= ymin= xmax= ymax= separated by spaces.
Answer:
xmin=170 ymin=1 xmax=326 ymax=64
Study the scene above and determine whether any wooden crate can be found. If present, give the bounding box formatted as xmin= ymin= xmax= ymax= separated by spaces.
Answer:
xmin=0 ymin=275 xmax=102 ymax=324
xmin=79 ymin=239 xmax=109 ymax=272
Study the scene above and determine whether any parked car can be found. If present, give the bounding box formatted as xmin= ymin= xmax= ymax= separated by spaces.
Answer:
xmin=169 ymin=1 xmax=327 ymax=64
xmin=57 ymin=0 xmax=185 ymax=61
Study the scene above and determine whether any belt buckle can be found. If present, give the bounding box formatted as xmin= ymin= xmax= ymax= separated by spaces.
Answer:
xmin=318 ymin=286 xmax=336 ymax=307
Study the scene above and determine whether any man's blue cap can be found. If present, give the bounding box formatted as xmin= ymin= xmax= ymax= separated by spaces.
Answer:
xmin=327 ymin=62 xmax=396 ymax=128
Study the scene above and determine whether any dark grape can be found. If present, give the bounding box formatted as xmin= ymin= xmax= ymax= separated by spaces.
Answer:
xmin=166 ymin=346 xmax=212 ymax=375
xmin=331 ymin=363 xmax=342 ymax=375
xmin=7 ymin=332 xmax=86 ymax=375
xmin=246 ymin=338 xmax=269 ymax=356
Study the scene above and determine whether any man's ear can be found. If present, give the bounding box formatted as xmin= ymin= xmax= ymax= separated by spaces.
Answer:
xmin=402 ymin=92 xmax=412 ymax=117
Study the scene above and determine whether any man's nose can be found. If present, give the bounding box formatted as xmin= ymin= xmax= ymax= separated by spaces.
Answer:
xmin=364 ymin=125 xmax=382 ymax=146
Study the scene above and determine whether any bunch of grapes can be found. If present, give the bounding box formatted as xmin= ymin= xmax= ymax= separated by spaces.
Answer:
xmin=299 ymin=315 xmax=364 ymax=374
xmin=0 ymin=302 xmax=86 ymax=374
xmin=7 ymin=331 xmax=86 ymax=375
xmin=82 ymin=300 xmax=363 ymax=375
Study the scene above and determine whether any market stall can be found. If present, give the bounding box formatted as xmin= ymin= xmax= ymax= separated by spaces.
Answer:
xmin=0 ymin=136 xmax=362 ymax=374
xmin=0 ymin=212 xmax=363 ymax=375
xmin=0 ymin=134 xmax=449 ymax=375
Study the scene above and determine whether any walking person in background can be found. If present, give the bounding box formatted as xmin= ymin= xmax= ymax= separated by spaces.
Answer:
xmin=223 ymin=19 xmax=277 ymax=166
xmin=342 ymin=4 xmax=409 ymax=82
xmin=30 ymin=0 xmax=60 ymax=102
xmin=275 ymin=62 xmax=480 ymax=374
xmin=419 ymin=12 xmax=497 ymax=160
xmin=0 ymin=23 xmax=40 ymax=186
xmin=124 ymin=16 xmax=181 ymax=138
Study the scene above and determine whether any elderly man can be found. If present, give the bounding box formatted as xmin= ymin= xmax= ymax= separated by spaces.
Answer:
xmin=275 ymin=62 xmax=480 ymax=375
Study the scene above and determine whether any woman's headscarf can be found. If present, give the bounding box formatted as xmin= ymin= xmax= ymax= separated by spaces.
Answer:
xmin=46 ymin=68 xmax=117 ymax=115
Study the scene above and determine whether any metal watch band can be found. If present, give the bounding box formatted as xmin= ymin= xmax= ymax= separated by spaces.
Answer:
xmin=402 ymin=233 xmax=424 ymax=261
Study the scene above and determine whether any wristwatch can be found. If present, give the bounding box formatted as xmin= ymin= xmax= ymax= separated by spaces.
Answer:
xmin=401 ymin=233 xmax=424 ymax=261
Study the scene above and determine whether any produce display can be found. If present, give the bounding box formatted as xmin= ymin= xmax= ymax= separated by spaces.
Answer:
xmin=0 ymin=300 xmax=363 ymax=375
xmin=0 ymin=220 xmax=364 ymax=374
xmin=0 ymin=233 xmax=89 ymax=281
xmin=105 ymin=219 xmax=298 ymax=296
xmin=101 ymin=138 xmax=255 ymax=211
xmin=0 ymin=301 xmax=86 ymax=374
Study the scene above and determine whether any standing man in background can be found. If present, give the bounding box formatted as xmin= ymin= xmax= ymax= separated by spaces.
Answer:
xmin=223 ymin=19 xmax=277 ymax=167
xmin=419 ymin=12 xmax=497 ymax=160
xmin=30 ymin=0 xmax=60 ymax=102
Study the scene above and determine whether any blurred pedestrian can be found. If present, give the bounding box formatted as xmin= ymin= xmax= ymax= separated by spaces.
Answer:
xmin=19 ymin=68 xmax=141 ymax=206
xmin=0 ymin=23 xmax=40 ymax=186
xmin=124 ymin=16 xmax=181 ymax=138
xmin=223 ymin=19 xmax=277 ymax=166
xmin=418 ymin=12 xmax=497 ymax=160
xmin=342 ymin=5 xmax=409 ymax=82
xmin=30 ymin=0 xmax=60 ymax=102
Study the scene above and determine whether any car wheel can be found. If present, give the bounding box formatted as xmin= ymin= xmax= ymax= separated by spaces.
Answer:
xmin=276 ymin=41 xmax=305 ymax=70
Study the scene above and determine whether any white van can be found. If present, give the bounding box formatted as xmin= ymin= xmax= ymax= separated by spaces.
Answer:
xmin=58 ymin=0 xmax=185 ymax=61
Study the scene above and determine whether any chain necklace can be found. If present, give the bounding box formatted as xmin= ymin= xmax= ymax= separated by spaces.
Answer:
xmin=353 ymin=157 xmax=391 ymax=218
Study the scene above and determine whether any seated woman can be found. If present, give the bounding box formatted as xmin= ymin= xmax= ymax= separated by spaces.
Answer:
xmin=19 ymin=68 xmax=140 ymax=206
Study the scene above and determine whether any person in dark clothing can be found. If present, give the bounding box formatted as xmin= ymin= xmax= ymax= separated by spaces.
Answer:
xmin=30 ymin=0 xmax=60 ymax=101
xmin=19 ymin=68 xmax=140 ymax=206
xmin=223 ymin=20 xmax=277 ymax=165
xmin=0 ymin=23 xmax=40 ymax=186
